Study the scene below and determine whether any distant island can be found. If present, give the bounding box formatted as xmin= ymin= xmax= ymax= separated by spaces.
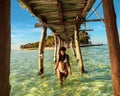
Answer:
xmin=20 ymin=31 xmax=103 ymax=49
xmin=20 ymin=35 xmax=54 ymax=49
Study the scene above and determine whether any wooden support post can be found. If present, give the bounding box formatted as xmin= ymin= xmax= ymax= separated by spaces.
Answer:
xmin=0 ymin=0 xmax=11 ymax=96
xmin=74 ymin=24 xmax=84 ymax=73
xmin=57 ymin=36 xmax=61 ymax=62
xmin=60 ymin=39 xmax=63 ymax=47
xmin=61 ymin=40 xmax=64 ymax=47
xmin=70 ymin=39 xmax=76 ymax=57
xmin=54 ymin=34 xmax=57 ymax=63
xmin=65 ymin=40 xmax=70 ymax=48
xmin=102 ymin=0 xmax=120 ymax=95
xmin=38 ymin=26 xmax=47 ymax=76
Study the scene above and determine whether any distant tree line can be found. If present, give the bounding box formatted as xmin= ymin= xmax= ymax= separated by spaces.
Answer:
xmin=20 ymin=35 xmax=54 ymax=49
xmin=20 ymin=31 xmax=91 ymax=49
xmin=20 ymin=42 xmax=39 ymax=49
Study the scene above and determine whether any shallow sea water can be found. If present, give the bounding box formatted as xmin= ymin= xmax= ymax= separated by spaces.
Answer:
xmin=10 ymin=45 xmax=113 ymax=96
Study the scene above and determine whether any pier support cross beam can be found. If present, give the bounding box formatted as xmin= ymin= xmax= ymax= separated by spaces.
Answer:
xmin=38 ymin=26 xmax=47 ymax=76
xmin=0 ymin=0 xmax=11 ymax=95
xmin=74 ymin=24 xmax=84 ymax=73
xmin=102 ymin=0 xmax=120 ymax=95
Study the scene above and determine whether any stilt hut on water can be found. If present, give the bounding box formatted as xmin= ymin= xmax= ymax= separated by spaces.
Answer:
xmin=0 ymin=0 xmax=120 ymax=96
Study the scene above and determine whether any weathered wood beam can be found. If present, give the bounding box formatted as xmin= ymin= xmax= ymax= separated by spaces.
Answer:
xmin=35 ymin=20 xmax=81 ymax=28
xmin=79 ymin=29 xmax=93 ymax=31
xmin=70 ymin=38 xmax=76 ymax=57
xmin=34 ymin=5 xmax=58 ymax=10
xmin=81 ymin=0 xmax=91 ymax=16
xmin=74 ymin=24 xmax=84 ymax=73
xmin=29 ymin=0 xmax=57 ymax=4
xmin=62 ymin=9 xmax=83 ymax=12
xmin=86 ymin=19 xmax=104 ymax=22
xmin=102 ymin=0 xmax=120 ymax=95
xmin=53 ymin=31 xmax=73 ymax=35
xmin=35 ymin=23 xmax=43 ymax=27
xmin=35 ymin=9 xmax=58 ymax=13
xmin=54 ymin=34 xmax=57 ymax=63
xmin=0 ymin=0 xmax=11 ymax=95
xmin=57 ymin=36 xmax=61 ymax=62
xmin=62 ymin=0 xmax=86 ymax=4
xmin=81 ymin=0 xmax=95 ymax=16
xmin=38 ymin=26 xmax=47 ymax=76
xmin=38 ymin=13 xmax=59 ymax=17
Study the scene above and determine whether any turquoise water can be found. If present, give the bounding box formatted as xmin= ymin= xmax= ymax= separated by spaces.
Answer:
xmin=10 ymin=45 xmax=113 ymax=96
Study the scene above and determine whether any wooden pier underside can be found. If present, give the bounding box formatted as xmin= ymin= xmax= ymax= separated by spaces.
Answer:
xmin=18 ymin=0 xmax=96 ymax=74
xmin=0 ymin=0 xmax=120 ymax=96
xmin=18 ymin=0 xmax=96 ymax=41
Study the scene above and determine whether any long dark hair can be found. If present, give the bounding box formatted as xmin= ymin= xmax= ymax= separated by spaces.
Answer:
xmin=58 ymin=47 xmax=66 ymax=62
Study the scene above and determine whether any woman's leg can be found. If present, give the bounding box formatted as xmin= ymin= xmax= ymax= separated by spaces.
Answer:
xmin=57 ymin=71 xmax=64 ymax=87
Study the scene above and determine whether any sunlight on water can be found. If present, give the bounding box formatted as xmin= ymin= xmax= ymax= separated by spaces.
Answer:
xmin=10 ymin=45 xmax=113 ymax=96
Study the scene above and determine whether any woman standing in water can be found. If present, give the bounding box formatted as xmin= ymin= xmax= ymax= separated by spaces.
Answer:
xmin=54 ymin=47 xmax=72 ymax=87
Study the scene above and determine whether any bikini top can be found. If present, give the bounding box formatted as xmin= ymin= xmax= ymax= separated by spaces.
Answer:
xmin=63 ymin=57 xmax=68 ymax=64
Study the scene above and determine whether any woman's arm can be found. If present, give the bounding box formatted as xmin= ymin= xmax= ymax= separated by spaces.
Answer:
xmin=67 ymin=55 xmax=72 ymax=75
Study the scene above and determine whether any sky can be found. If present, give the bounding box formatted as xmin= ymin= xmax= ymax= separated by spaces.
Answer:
xmin=11 ymin=0 xmax=120 ymax=49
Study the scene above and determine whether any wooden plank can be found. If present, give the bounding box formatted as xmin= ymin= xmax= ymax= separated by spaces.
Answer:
xmin=35 ymin=21 xmax=79 ymax=27
xmin=36 ymin=10 xmax=60 ymax=16
xmin=79 ymin=29 xmax=93 ymax=31
xmin=63 ymin=0 xmax=87 ymax=4
xmin=47 ymin=20 xmax=81 ymax=25
xmin=29 ymin=0 xmax=57 ymax=4
xmin=34 ymin=5 xmax=58 ymax=10
xmin=35 ymin=8 xmax=58 ymax=13
xmin=102 ymin=0 xmax=120 ymax=95
xmin=62 ymin=8 xmax=82 ymax=12
xmin=36 ymin=10 xmax=58 ymax=13
xmin=63 ymin=4 xmax=85 ymax=9
xmin=86 ymin=19 xmax=104 ymax=22
xmin=53 ymin=32 xmax=73 ymax=35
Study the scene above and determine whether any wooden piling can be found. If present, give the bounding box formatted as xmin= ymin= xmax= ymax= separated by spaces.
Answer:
xmin=61 ymin=39 xmax=64 ymax=47
xmin=0 ymin=0 xmax=11 ymax=95
xmin=38 ymin=26 xmax=47 ymax=75
xmin=102 ymin=0 xmax=120 ymax=95
xmin=54 ymin=34 xmax=57 ymax=63
xmin=70 ymin=38 xmax=76 ymax=57
xmin=57 ymin=36 xmax=61 ymax=62
xmin=74 ymin=24 xmax=84 ymax=73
